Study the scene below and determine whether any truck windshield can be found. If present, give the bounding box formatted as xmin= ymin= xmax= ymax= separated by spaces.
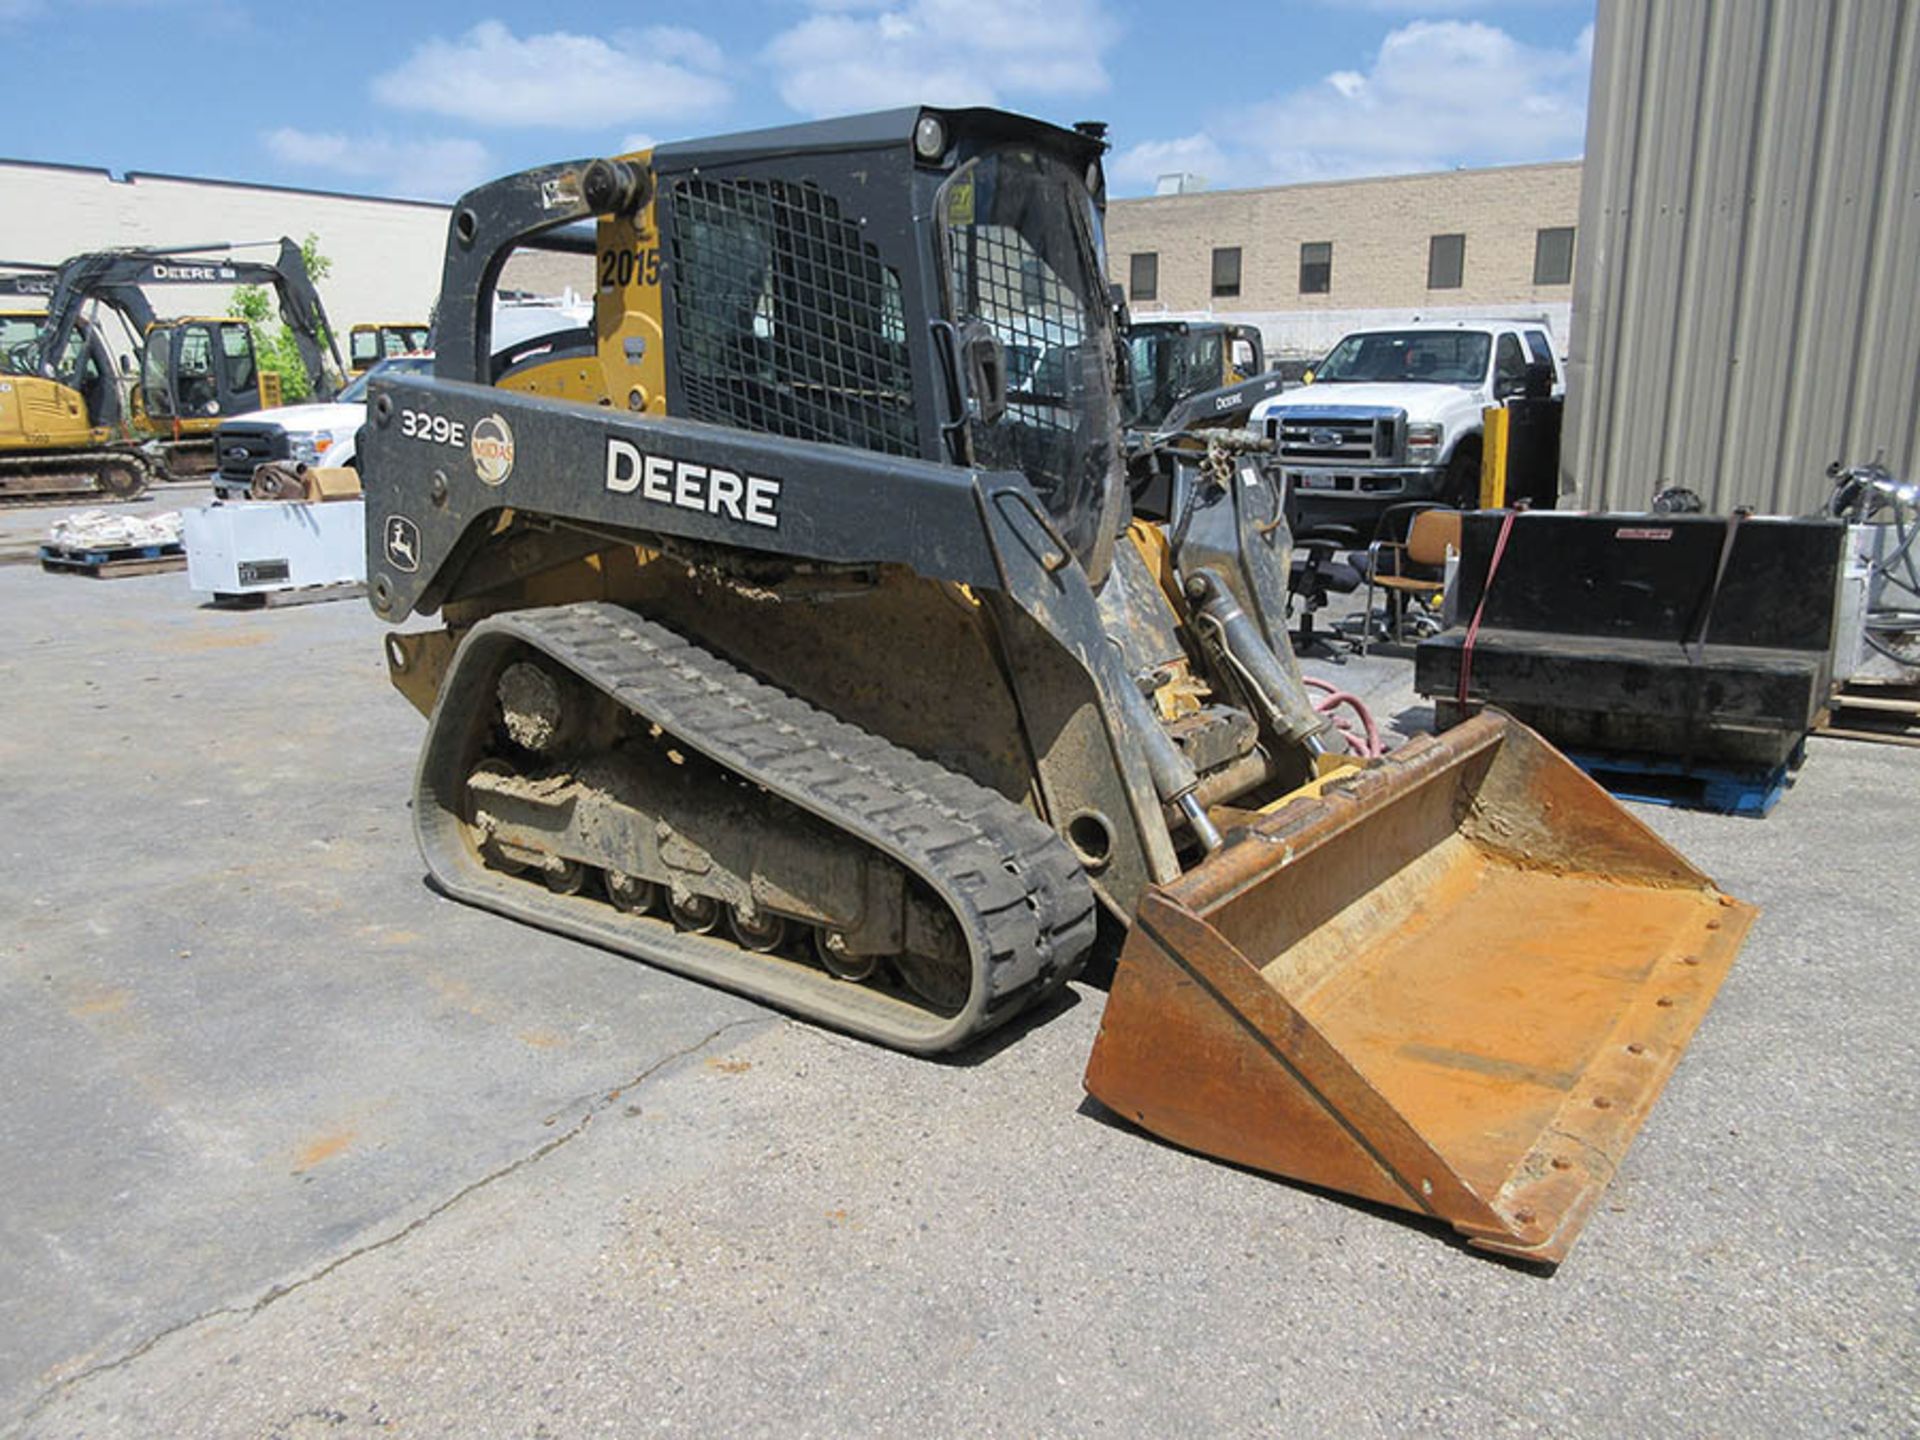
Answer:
xmin=1314 ymin=330 xmax=1490 ymax=385
xmin=939 ymin=146 xmax=1121 ymax=569
xmin=1124 ymin=327 xmax=1223 ymax=428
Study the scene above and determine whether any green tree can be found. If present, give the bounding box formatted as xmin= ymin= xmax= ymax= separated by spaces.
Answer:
xmin=229 ymin=234 xmax=336 ymax=403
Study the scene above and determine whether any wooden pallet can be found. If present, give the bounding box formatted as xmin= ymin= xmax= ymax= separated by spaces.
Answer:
xmin=39 ymin=541 xmax=186 ymax=578
xmin=1565 ymin=745 xmax=1798 ymax=818
xmin=1818 ymin=678 xmax=1920 ymax=747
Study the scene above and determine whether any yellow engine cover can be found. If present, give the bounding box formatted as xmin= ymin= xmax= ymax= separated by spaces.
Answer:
xmin=0 ymin=374 xmax=103 ymax=451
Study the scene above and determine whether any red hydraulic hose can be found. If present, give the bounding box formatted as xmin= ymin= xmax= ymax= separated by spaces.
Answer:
xmin=1457 ymin=507 xmax=1519 ymax=709
xmin=1305 ymin=675 xmax=1383 ymax=759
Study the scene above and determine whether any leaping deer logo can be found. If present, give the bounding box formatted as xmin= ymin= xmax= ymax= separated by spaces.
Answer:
xmin=386 ymin=516 xmax=420 ymax=573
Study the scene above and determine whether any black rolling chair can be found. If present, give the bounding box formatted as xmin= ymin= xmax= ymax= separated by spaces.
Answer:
xmin=1287 ymin=523 xmax=1364 ymax=660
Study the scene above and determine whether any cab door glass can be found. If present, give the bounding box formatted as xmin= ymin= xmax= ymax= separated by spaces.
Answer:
xmin=174 ymin=324 xmax=218 ymax=415
xmin=142 ymin=329 xmax=176 ymax=418
xmin=220 ymin=323 xmax=258 ymax=403
xmin=351 ymin=329 xmax=379 ymax=367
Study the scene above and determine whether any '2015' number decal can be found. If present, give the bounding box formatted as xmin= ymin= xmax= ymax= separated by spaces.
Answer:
xmin=598 ymin=248 xmax=661 ymax=288
xmin=400 ymin=409 xmax=465 ymax=446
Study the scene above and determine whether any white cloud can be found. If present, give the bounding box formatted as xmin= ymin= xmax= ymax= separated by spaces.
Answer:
xmin=1113 ymin=19 xmax=1591 ymax=194
xmin=371 ymin=20 xmax=729 ymax=129
xmin=1247 ymin=20 xmax=1592 ymax=182
xmin=619 ymin=133 xmax=658 ymax=155
xmin=1109 ymin=134 xmax=1229 ymax=191
xmin=263 ymin=128 xmax=495 ymax=201
xmin=764 ymin=0 xmax=1117 ymax=116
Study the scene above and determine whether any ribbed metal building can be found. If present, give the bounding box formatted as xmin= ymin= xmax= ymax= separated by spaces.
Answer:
xmin=1564 ymin=0 xmax=1920 ymax=514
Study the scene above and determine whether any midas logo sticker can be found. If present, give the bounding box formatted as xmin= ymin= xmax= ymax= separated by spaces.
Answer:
xmin=605 ymin=438 xmax=781 ymax=529
xmin=471 ymin=414 xmax=514 ymax=486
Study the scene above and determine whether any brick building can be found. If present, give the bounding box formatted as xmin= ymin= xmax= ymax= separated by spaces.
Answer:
xmin=1106 ymin=160 xmax=1583 ymax=361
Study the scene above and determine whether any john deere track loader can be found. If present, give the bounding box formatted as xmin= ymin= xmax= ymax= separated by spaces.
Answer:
xmin=360 ymin=108 xmax=1752 ymax=1264
xmin=0 ymin=239 xmax=341 ymax=502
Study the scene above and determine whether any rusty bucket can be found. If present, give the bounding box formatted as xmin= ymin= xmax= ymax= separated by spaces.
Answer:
xmin=1084 ymin=711 xmax=1754 ymax=1264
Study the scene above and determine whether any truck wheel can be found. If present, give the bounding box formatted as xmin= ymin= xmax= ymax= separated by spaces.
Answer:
xmin=1444 ymin=442 xmax=1482 ymax=509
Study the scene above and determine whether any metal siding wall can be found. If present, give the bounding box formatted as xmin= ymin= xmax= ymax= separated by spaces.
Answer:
xmin=1566 ymin=0 xmax=1920 ymax=514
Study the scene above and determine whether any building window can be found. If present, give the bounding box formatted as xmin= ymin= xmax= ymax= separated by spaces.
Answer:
xmin=1427 ymin=233 xmax=1465 ymax=290
xmin=1299 ymin=241 xmax=1331 ymax=295
xmin=1129 ymin=252 xmax=1158 ymax=302
xmin=1211 ymin=246 xmax=1241 ymax=299
xmin=1533 ymin=226 xmax=1575 ymax=285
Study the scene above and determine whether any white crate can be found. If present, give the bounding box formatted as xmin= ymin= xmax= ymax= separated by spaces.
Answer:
xmin=182 ymin=500 xmax=366 ymax=596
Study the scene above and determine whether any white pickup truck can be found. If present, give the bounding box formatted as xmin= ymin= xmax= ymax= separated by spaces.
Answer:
xmin=1248 ymin=319 xmax=1561 ymax=528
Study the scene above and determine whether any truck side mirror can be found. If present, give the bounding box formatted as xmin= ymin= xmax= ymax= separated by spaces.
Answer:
xmin=1522 ymin=358 xmax=1554 ymax=400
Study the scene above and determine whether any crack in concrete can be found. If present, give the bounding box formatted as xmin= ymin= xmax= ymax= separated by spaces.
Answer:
xmin=7 ymin=1015 xmax=766 ymax=1438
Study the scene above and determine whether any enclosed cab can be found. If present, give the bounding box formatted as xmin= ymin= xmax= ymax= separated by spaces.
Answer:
xmin=1123 ymin=319 xmax=1265 ymax=430
xmin=139 ymin=317 xmax=267 ymax=432
xmin=348 ymin=322 xmax=432 ymax=377
xmin=1250 ymin=319 xmax=1561 ymax=529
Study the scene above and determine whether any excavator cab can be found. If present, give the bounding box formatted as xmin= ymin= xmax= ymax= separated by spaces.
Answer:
xmin=359 ymin=107 xmax=1751 ymax=1264
xmin=348 ymin=322 xmax=432 ymax=376
xmin=1124 ymin=320 xmax=1268 ymax=429
xmin=140 ymin=317 xmax=263 ymax=430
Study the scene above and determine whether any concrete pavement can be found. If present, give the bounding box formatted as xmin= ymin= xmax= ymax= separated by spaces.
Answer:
xmin=0 ymin=526 xmax=1914 ymax=1437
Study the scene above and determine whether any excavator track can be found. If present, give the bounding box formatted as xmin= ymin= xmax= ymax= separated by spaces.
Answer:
xmin=0 ymin=448 xmax=153 ymax=506
xmin=415 ymin=601 xmax=1098 ymax=1052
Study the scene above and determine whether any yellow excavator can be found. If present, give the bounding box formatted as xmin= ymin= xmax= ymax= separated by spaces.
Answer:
xmin=0 ymin=239 xmax=342 ymax=502
xmin=357 ymin=108 xmax=1753 ymax=1265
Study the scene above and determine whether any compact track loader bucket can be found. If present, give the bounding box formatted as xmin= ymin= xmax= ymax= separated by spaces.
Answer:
xmin=1085 ymin=711 xmax=1754 ymax=1264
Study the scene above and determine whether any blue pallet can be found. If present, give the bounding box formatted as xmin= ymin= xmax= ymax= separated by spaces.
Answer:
xmin=39 ymin=541 xmax=182 ymax=565
xmin=1565 ymin=745 xmax=1797 ymax=818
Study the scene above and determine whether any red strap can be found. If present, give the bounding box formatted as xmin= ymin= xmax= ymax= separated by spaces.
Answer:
xmin=1457 ymin=508 xmax=1519 ymax=709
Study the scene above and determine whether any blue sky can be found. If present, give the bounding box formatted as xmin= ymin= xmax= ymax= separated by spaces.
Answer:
xmin=1 ymin=0 xmax=1594 ymax=201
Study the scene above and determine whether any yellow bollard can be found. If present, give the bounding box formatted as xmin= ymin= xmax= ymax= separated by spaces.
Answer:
xmin=1479 ymin=405 xmax=1509 ymax=509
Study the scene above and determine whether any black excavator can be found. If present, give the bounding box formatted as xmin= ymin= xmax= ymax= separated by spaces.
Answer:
xmin=356 ymin=107 xmax=1752 ymax=1264
xmin=1121 ymin=317 xmax=1292 ymax=519
xmin=0 ymin=238 xmax=342 ymax=502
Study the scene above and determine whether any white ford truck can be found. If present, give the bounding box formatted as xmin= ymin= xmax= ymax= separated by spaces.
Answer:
xmin=1248 ymin=319 xmax=1562 ymax=530
xmin=211 ymin=302 xmax=592 ymax=499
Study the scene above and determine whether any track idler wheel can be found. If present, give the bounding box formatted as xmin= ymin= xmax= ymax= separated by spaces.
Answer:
xmin=815 ymin=929 xmax=876 ymax=983
xmin=497 ymin=660 xmax=572 ymax=755
xmin=605 ymin=869 xmax=659 ymax=915
xmin=541 ymin=859 xmax=587 ymax=895
xmin=667 ymin=891 xmax=721 ymax=934
xmin=729 ymin=907 xmax=789 ymax=953
xmin=97 ymin=456 xmax=150 ymax=502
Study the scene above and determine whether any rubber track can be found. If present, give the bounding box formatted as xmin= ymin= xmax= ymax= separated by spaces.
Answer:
xmin=0 ymin=449 xmax=152 ymax=506
xmin=462 ymin=602 xmax=1098 ymax=1044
